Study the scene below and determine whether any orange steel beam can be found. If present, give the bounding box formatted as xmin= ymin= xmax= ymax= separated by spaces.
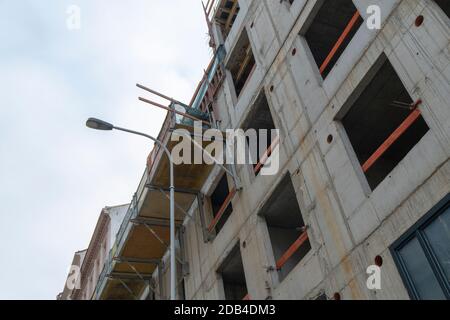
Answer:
xmin=362 ymin=101 xmax=423 ymax=173
xmin=189 ymin=54 xmax=217 ymax=107
xmin=202 ymin=0 xmax=218 ymax=50
xmin=137 ymin=83 xmax=187 ymax=108
xmin=319 ymin=11 xmax=360 ymax=75
xmin=276 ymin=231 xmax=309 ymax=270
xmin=254 ymin=135 xmax=280 ymax=174
xmin=205 ymin=0 xmax=212 ymax=14
xmin=207 ymin=0 xmax=216 ymax=16
xmin=208 ymin=188 xmax=237 ymax=232
xmin=138 ymin=97 xmax=210 ymax=125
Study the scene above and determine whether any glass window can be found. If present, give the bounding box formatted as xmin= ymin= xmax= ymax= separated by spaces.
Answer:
xmin=398 ymin=237 xmax=445 ymax=299
xmin=424 ymin=207 xmax=450 ymax=281
xmin=392 ymin=195 xmax=450 ymax=300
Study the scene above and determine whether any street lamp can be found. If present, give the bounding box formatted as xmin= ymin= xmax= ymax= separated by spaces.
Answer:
xmin=86 ymin=117 xmax=177 ymax=300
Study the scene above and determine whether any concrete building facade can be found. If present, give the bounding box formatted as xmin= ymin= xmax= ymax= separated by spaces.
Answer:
xmin=71 ymin=0 xmax=450 ymax=300
xmin=172 ymin=0 xmax=450 ymax=300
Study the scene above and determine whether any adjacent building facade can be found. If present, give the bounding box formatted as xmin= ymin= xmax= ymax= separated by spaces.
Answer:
xmin=58 ymin=204 xmax=128 ymax=300
xmin=57 ymin=249 xmax=86 ymax=300
xmin=63 ymin=0 xmax=450 ymax=300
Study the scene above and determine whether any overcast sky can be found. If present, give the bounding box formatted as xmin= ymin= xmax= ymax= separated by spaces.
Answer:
xmin=0 ymin=0 xmax=211 ymax=299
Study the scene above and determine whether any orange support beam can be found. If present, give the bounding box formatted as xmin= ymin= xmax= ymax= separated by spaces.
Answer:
xmin=206 ymin=0 xmax=215 ymax=16
xmin=276 ymin=231 xmax=309 ymax=270
xmin=362 ymin=102 xmax=422 ymax=173
xmin=208 ymin=188 xmax=237 ymax=232
xmin=320 ymin=11 xmax=361 ymax=75
xmin=254 ymin=135 xmax=280 ymax=175
xmin=138 ymin=97 xmax=210 ymax=125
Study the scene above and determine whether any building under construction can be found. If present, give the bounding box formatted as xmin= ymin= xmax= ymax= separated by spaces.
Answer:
xmin=60 ymin=0 xmax=450 ymax=300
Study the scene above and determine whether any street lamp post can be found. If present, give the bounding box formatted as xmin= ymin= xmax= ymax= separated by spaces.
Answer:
xmin=86 ymin=118 xmax=177 ymax=300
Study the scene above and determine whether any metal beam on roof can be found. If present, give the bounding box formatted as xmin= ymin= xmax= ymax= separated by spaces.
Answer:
xmin=108 ymin=272 xmax=153 ymax=281
xmin=114 ymin=257 xmax=160 ymax=265
xmin=146 ymin=184 xmax=200 ymax=195
xmin=130 ymin=217 xmax=171 ymax=228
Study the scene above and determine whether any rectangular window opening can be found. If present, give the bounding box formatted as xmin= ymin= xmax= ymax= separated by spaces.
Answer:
xmin=218 ymin=244 xmax=248 ymax=300
xmin=209 ymin=174 xmax=234 ymax=235
xmin=304 ymin=0 xmax=363 ymax=78
xmin=242 ymin=91 xmax=277 ymax=176
xmin=434 ymin=0 xmax=450 ymax=18
xmin=227 ymin=29 xmax=256 ymax=98
xmin=341 ymin=56 xmax=430 ymax=190
xmin=260 ymin=174 xmax=311 ymax=281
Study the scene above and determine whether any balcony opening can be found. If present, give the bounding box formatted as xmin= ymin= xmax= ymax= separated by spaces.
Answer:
xmin=209 ymin=174 xmax=234 ymax=235
xmin=341 ymin=56 xmax=429 ymax=190
xmin=304 ymin=0 xmax=363 ymax=78
xmin=434 ymin=0 xmax=450 ymax=18
xmin=259 ymin=174 xmax=311 ymax=281
xmin=242 ymin=91 xmax=277 ymax=176
xmin=218 ymin=244 xmax=248 ymax=300
xmin=214 ymin=0 xmax=240 ymax=41
xmin=227 ymin=29 xmax=256 ymax=98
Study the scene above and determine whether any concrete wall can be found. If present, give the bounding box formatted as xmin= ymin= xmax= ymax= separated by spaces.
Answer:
xmin=170 ymin=0 xmax=450 ymax=300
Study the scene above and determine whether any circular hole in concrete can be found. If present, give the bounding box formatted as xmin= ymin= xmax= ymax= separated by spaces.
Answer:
xmin=269 ymin=85 xmax=274 ymax=92
xmin=415 ymin=15 xmax=424 ymax=27
xmin=292 ymin=48 xmax=297 ymax=56
xmin=327 ymin=134 xmax=333 ymax=144
xmin=242 ymin=241 xmax=247 ymax=248
xmin=333 ymin=292 xmax=341 ymax=300
xmin=375 ymin=255 xmax=383 ymax=267
xmin=250 ymin=21 xmax=254 ymax=28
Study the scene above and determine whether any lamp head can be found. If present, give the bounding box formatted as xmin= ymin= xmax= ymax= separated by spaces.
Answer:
xmin=86 ymin=118 xmax=114 ymax=131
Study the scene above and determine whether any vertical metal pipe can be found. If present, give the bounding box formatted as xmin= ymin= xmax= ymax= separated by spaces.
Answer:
xmin=112 ymin=126 xmax=177 ymax=300
xmin=169 ymin=159 xmax=176 ymax=300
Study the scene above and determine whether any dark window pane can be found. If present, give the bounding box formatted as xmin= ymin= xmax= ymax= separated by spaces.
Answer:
xmin=399 ymin=237 xmax=446 ymax=299
xmin=424 ymin=207 xmax=450 ymax=282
